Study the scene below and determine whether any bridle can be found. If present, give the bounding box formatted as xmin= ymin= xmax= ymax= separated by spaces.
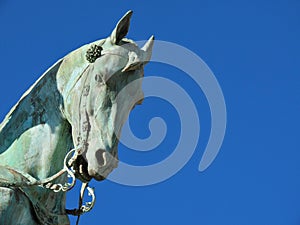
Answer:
xmin=0 ymin=42 xmax=134 ymax=225
xmin=0 ymin=43 xmax=115 ymax=225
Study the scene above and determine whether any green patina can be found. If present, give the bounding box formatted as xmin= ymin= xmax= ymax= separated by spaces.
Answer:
xmin=0 ymin=10 xmax=154 ymax=225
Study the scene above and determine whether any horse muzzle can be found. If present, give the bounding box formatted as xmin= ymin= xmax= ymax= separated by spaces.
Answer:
xmin=77 ymin=147 xmax=118 ymax=181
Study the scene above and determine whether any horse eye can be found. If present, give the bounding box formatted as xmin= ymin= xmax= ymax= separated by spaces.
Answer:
xmin=137 ymin=63 xmax=145 ymax=71
xmin=95 ymin=74 xmax=105 ymax=85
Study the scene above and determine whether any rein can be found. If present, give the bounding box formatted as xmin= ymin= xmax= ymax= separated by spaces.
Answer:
xmin=0 ymin=146 xmax=95 ymax=225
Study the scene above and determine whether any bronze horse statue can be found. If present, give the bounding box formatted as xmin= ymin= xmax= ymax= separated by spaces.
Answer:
xmin=0 ymin=10 xmax=154 ymax=225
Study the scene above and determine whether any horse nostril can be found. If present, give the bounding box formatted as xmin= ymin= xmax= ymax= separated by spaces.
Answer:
xmin=95 ymin=149 xmax=106 ymax=166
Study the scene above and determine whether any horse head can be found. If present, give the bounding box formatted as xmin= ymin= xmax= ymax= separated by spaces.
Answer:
xmin=63 ymin=11 xmax=154 ymax=182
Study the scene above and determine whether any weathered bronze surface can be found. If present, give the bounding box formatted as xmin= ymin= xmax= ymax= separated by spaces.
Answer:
xmin=0 ymin=10 xmax=154 ymax=225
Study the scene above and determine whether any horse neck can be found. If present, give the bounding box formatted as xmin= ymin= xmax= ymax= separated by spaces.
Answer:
xmin=0 ymin=42 xmax=103 ymax=221
xmin=0 ymin=60 xmax=73 ymax=180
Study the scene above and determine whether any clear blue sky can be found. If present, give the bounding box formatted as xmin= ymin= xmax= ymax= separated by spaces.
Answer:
xmin=0 ymin=1 xmax=300 ymax=225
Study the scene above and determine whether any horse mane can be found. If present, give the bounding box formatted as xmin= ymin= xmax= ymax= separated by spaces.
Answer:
xmin=0 ymin=59 xmax=64 ymax=154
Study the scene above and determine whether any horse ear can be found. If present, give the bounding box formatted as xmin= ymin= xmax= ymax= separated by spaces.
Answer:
xmin=110 ymin=10 xmax=133 ymax=45
xmin=141 ymin=35 xmax=155 ymax=64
